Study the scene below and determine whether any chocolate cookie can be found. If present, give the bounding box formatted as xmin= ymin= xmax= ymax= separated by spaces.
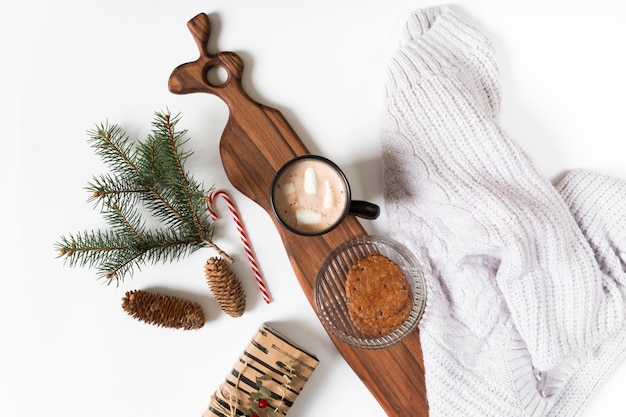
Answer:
xmin=345 ymin=254 xmax=411 ymax=336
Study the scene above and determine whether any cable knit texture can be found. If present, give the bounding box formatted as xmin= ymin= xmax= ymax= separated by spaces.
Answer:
xmin=381 ymin=6 xmax=626 ymax=417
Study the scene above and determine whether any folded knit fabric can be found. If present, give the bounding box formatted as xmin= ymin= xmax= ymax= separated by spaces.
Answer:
xmin=380 ymin=6 xmax=626 ymax=417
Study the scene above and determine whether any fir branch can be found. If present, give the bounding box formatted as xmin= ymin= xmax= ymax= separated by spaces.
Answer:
xmin=107 ymin=202 xmax=145 ymax=244
xmin=55 ymin=230 xmax=135 ymax=273
xmin=56 ymin=110 xmax=229 ymax=285
xmin=98 ymin=230 xmax=205 ymax=282
xmin=148 ymin=111 xmax=208 ymax=237
xmin=88 ymin=116 xmax=205 ymax=234
xmin=87 ymin=123 xmax=143 ymax=181
xmin=56 ymin=229 xmax=207 ymax=283
xmin=87 ymin=173 xmax=150 ymax=209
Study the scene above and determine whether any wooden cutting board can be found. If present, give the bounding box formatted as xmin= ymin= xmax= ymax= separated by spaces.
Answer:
xmin=169 ymin=13 xmax=428 ymax=416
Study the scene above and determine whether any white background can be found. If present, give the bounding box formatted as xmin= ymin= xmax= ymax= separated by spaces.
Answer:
xmin=3 ymin=0 xmax=626 ymax=416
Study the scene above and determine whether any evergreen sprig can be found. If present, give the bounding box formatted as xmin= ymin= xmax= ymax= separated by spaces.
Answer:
xmin=246 ymin=362 xmax=296 ymax=417
xmin=56 ymin=110 xmax=229 ymax=285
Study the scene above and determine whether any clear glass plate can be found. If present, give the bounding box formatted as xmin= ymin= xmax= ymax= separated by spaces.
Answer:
xmin=314 ymin=235 xmax=427 ymax=349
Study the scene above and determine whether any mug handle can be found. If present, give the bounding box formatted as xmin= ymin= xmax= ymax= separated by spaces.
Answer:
xmin=349 ymin=200 xmax=380 ymax=220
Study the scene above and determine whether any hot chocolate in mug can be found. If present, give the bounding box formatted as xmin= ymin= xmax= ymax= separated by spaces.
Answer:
xmin=270 ymin=155 xmax=380 ymax=236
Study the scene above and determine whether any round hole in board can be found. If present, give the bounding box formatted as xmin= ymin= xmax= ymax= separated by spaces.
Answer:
xmin=206 ymin=65 xmax=228 ymax=87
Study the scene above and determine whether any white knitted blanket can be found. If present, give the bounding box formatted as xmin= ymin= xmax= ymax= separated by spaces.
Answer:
xmin=380 ymin=6 xmax=626 ymax=417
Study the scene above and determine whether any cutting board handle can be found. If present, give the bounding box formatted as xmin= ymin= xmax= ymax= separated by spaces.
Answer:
xmin=168 ymin=13 xmax=247 ymax=105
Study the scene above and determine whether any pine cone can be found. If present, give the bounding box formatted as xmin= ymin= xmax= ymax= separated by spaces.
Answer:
xmin=121 ymin=289 xmax=205 ymax=330
xmin=205 ymin=257 xmax=246 ymax=317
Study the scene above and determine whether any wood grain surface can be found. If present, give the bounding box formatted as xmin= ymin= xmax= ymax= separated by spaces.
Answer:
xmin=168 ymin=13 xmax=428 ymax=416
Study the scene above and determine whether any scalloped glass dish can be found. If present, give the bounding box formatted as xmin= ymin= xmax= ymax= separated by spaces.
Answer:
xmin=314 ymin=235 xmax=427 ymax=349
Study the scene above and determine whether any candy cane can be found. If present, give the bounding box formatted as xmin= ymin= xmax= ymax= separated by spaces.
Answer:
xmin=207 ymin=190 xmax=272 ymax=304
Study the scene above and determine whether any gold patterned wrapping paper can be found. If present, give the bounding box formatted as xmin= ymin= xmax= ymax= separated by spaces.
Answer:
xmin=204 ymin=324 xmax=319 ymax=417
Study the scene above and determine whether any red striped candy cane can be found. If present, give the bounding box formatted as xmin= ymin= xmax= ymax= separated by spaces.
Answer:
xmin=207 ymin=190 xmax=272 ymax=304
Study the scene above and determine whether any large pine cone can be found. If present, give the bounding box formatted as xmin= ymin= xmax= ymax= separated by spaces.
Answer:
xmin=205 ymin=257 xmax=246 ymax=317
xmin=121 ymin=289 xmax=205 ymax=330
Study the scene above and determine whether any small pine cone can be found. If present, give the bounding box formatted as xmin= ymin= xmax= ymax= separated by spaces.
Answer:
xmin=121 ymin=289 xmax=205 ymax=330
xmin=205 ymin=257 xmax=246 ymax=317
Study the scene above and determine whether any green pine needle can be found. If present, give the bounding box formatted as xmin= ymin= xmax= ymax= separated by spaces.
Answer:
xmin=55 ymin=110 xmax=226 ymax=285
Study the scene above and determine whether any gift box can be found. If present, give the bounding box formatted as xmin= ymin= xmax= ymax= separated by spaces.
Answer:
xmin=204 ymin=323 xmax=319 ymax=417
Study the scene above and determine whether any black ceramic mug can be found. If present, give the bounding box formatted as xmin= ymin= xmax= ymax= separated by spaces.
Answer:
xmin=270 ymin=155 xmax=380 ymax=236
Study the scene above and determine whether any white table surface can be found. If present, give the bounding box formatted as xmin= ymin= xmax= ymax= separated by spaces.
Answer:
xmin=4 ymin=0 xmax=626 ymax=416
